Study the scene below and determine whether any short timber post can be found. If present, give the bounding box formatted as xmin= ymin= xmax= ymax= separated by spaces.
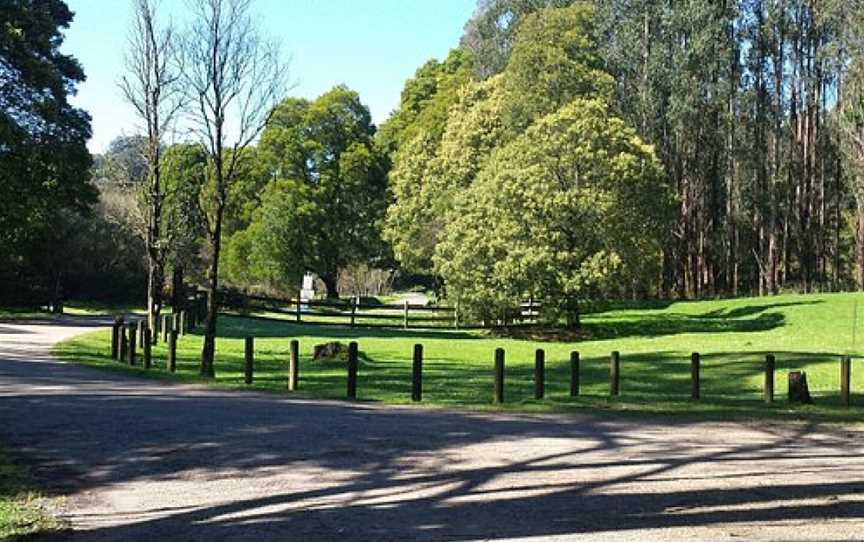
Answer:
xmin=111 ymin=316 xmax=123 ymax=360
xmin=244 ymin=337 xmax=254 ymax=385
xmin=412 ymin=344 xmax=423 ymax=402
xmin=296 ymin=291 xmax=302 ymax=323
xmin=764 ymin=354 xmax=775 ymax=404
xmin=168 ymin=330 xmax=177 ymax=373
xmin=143 ymin=324 xmax=152 ymax=370
xmin=403 ymin=300 xmax=409 ymax=329
xmin=534 ymin=348 xmax=545 ymax=400
xmin=493 ymin=348 xmax=505 ymax=404
xmin=841 ymin=356 xmax=852 ymax=407
xmin=570 ymin=351 xmax=580 ymax=397
xmin=127 ymin=321 xmax=138 ymax=365
xmin=691 ymin=352 xmax=701 ymax=400
xmin=288 ymin=339 xmax=299 ymax=391
xmin=610 ymin=351 xmax=620 ymax=396
xmin=347 ymin=341 xmax=358 ymax=399
xmin=120 ymin=324 xmax=128 ymax=361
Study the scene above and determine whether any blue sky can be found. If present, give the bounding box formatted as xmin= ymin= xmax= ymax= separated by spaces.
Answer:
xmin=62 ymin=0 xmax=477 ymax=153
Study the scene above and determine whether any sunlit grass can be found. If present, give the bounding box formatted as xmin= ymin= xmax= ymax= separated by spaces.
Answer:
xmin=54 ymin=291 xmax=864 ymax=422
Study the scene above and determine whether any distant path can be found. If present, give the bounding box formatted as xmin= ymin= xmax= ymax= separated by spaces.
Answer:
xmin=1 ymin=318 xmax=864 ymax=541
xmin=391 ymin=291 xmax=429 ymax=306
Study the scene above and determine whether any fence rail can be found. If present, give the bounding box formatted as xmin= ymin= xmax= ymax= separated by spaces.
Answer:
xmin=213 ymin=289 xmax=542 ymax=329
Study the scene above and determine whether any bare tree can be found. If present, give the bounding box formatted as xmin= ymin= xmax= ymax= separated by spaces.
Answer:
xmin=181 ymin=0 xmax=289 ymax=377
xmin=119 ymin=0 xmax=183 ymax=337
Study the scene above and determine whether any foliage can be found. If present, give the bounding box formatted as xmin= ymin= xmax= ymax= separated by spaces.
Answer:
xmin=460 ymin=0 xmax=574 ymax=79
xmin=161 ymin=144 xmax=208 ymax=285
xmin=436 ymin=99 xmax=673 ymax=326
xmin=501 ymin=3 xmax=613 ymax=130
xmin=385 ymin=3 xmax=635 ymax=314
xmin=226 ymin=86 xmax=388 ymax=297
xmin=0 ymin=0 xmax=95 ymax=304
xmin=376 ymin=49 xmax=473 ymax=156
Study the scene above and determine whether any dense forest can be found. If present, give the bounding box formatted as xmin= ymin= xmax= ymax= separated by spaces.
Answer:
xmin=3 ymin=0 xmax=864 ymax=330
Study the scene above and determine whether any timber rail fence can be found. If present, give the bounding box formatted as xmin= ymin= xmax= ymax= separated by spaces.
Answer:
xmin=215 ymin=289 xmax=543 ymax=330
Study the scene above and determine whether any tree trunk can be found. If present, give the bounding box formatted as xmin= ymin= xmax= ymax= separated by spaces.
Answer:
xmin=321 ymin=272 xmax=339 ymax=299
xmin=171 ymin=265 xmax=184 ymax=310
xmin=201 ymin=189 xmax=224 ymax=378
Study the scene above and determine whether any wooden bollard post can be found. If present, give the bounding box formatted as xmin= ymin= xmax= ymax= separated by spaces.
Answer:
xmin=610 ymin=351 xmax=620 ymax=396
xmin=288 ymin=340 xmax=299 ymax=391
xmin=296 ymin=291 xmax=302 ymax=323
xmin=764 ymin=354 xmax=775 ymax=404
xmin=244 ymin=337 xmax=254 ymax=385
xmin=127 ymin=321 xmax=138 ymax=365
xmin=347 ymin=341 xmax=358 ymax=399
xmin=168 ymin=330 xmax=177 ymax=373
xmin=534 ymin=348 xmax=545 ymax=400
xmin=493 ymin=348 xmax=505 ymax=404
xmin=143 ymin=325 xmax=152 ymax=370
xmin=841 ymin=356 xmax=852 ymax=407
xmin=570 ymin=351 xmax=580 ymax=397
xmin=412 ymin=344 xmax=423 ymax=402
xmin=111 ymin=316 xmax=123 ymax=360
xmin=691 ymin=352 xmax=701 ymax=400
xmin=403 ymin=300 xmax=409 ymax=329
xmin=119 ymin=324 xmax=128 ymax=361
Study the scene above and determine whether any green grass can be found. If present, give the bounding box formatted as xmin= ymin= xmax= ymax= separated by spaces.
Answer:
xmin=54 ymin=291 xmax=864 ymax=423
xmin=0 ymin=446 xmax=63 ymax=541
xmin=0 ymin=307 xmax=55 ymax=322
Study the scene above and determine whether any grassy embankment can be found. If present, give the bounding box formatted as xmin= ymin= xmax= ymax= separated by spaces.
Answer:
xmin=54 ymin=291 xmax=864 ymax=422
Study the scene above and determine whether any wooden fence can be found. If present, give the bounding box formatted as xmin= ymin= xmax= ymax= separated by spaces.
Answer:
xmin=215 ymin=290 xmax=543 ymax=329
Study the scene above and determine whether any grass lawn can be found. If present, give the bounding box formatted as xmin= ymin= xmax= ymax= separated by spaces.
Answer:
xmin=0 ymin=446 xmax=63 ymax=541
xmin=0 ymin=307 xmax=55 ymax=322
xmin=54 ymin=291 xmax=864 ymax=422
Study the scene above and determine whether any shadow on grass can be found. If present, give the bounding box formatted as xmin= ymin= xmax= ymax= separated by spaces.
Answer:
xmin=579 ymin=302 xmax=814 ymax=340
xmin=215 ymin=314 xmax=479 ymax=341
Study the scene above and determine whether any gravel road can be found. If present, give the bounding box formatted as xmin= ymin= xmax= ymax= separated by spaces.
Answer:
xmin=1 ymin=317 xmax=864 ymax=541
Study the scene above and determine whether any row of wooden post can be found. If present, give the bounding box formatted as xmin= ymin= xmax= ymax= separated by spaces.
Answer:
xmin=112 ymin=324 xmax=856 ymax=406
xmin=110 ymin=310 xmax=193 ymax=371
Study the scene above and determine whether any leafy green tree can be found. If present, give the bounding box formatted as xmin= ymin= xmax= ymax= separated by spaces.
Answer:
xmin=384 ymin=75 xmax=507 ymax=273
xmin=236 ymin=86 xmax=387 ymax=298
xmin=501 ymin=2 xmax=614 ymax=131
xmin=161 ymin=144 xmax=208 ymax=306
xmin=0 ymin=0 xmax=95 ymax=304
xmin=435 ymin=99 xmax=674 ymax=327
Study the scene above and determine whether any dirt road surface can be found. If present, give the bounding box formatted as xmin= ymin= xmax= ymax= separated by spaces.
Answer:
xmin=1 ymin=317 xmax=863 ymax=541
